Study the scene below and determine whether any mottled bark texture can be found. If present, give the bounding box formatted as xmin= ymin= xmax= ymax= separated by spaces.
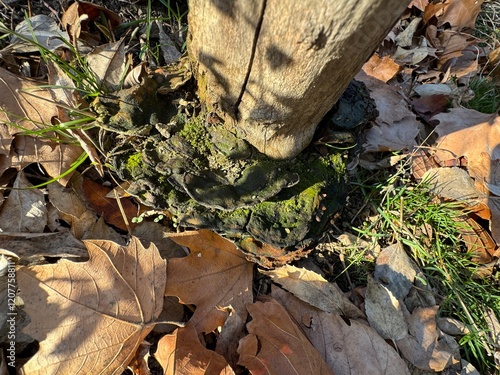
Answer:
xmin=188 ymin=0 xmax=410 ymax=159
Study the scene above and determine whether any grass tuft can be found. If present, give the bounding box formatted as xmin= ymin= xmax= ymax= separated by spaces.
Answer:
xmin=346 ymin=161 xmax=500 ymax=373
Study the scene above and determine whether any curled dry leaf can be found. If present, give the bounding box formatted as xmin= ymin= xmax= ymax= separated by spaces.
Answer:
xmin=238 ymin=298 xmax=334 ymax=375
xmin=362 ymin=54 xmax=400 ymax=83
xmin=155 ymin=324 xmax=234 ymax=375
xmin=18 ymin=237 xmax=166 ymax=375
xmin=165 ymin=230 xmax=253 ymax=334
xmin=86 ymin=39 xmax=127 ymax=92
xmin=61 ymin=1 xmax=121 ymax=45
xmin=272 ymin=286 xmax=410 ymax=375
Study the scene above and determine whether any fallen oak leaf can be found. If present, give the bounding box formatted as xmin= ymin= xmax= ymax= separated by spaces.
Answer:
xmin=18 ymin=237 xmax=166 ymax=375
xmin=238 ymin=298 xmax=334 ymax=375
xmin=262 ymin=264 xmax=364 ymax=318
xmin=155 ymin=324 xmax=235 ymax=375
xmin=165 ymin=230 xmax=253 ymax=334
xmin=272 ymin=286 xmax=410 ymax=375
xmin=437 ymin=0 xmax=484 ymax=31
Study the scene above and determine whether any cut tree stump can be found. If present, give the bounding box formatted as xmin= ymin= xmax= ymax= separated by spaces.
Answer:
xmin=188 ymin=0 xmax=411 ymax=159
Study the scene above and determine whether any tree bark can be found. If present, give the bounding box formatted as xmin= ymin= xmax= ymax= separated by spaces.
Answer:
xmin=187 ymin=0 xmax=410 ymax=159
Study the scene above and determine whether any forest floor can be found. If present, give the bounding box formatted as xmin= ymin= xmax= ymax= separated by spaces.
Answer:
xmin=0 ymin=0 xmax=499 ymax=374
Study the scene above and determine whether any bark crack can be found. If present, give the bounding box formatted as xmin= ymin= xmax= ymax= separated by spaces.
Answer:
xmin=234 ymin=0 xmax=267 ymax=120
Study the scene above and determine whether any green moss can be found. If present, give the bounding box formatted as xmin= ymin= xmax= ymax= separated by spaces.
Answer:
xmin=178 ymin=115 xmax=211 ymax=153
xmin=125 ymin=153 xmax=145 ymax=178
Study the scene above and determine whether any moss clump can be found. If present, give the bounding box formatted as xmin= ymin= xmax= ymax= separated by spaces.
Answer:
xmin=125 ymin=153 xmax=145 ymax=178
xmin=178 ymin=116 xmax=211 ymax=154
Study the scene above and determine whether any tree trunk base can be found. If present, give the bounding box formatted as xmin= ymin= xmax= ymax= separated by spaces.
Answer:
xmin=94 ymin=69 xmax=376 ymax=266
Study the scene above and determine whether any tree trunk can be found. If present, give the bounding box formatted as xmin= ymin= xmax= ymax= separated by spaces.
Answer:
xmin=188 ymin=0 xmax=410 ymax=159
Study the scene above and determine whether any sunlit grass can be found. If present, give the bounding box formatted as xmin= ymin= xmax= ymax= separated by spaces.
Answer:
xmin=345 ymin=161 xmax=499 ymax=373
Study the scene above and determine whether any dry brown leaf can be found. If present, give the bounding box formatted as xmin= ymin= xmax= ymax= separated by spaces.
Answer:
xmin=47 ymin=182 xmax=98 ymax=240
xmin=262 ymin=264 xmax=364 ymax=318
xmin=0 ymin=66 xmax=57 ymax=148
xmin=238 ymin=298 xmax=334 ymax=375
xmin=486 ymin=197 xmax=500 ymax=246
xmin=272 ymin=286 xmax=410 ymax=375
xmin=454 ymin=214 xmax=497 ymax=264
xmin=362 ymin=54 xmax=400 ymax=83
xmin=131 ymin=221 xmax=186 ymax=261
xmin=374 ymin=243 xmax=417 ymax=300
xmin=397 ymin=306 xmax=459 ymax=371
xmin=488 ymin=47 xmax=500 ymax=78
xmin=408 ymin=0 xmax=429 ymax=11
xmin=81 ymin=177 xmax=138 ymax=231
xmin=362 ymin=116 xmax=420 ymax=152
xmin=0 ymin=172 xmax=46 ymax=233
xmin=18 ymin=237 xmax=166 ymax=375
xmin=0 ymin=66 xmax=81 ymax=185
xmin=411 ymin=94 xmax=450 ymax=123
xmin=432 ymin=109 xmax=500 ymax=186
xmin=0 ymin=135 xmax=83 ymax=187
xmin=0 ymin=232 xmax=87 ymax=260
xmin=436 ymin=31 xmax=479 ymax=78
xmin=153 ymin=296 xmax=186 ymax=335
xmin=128 ymin=341 xmax=152 ymax=375
xmin=484 ymin=307 xmax=500 ymax=353
xmin=395 ymin=17 xmax=422 ymax=48
xmin=422 ymin=167 xmax=500 ymax=249
xmin=438 ymin=0 xmax=484 ymax=31
xmin=46 ymin=60 xmax=83 ymax=116
xmin=365 ymin=275 xmax=408 ymax=341
xmin=215 ymin=308 xmax=246 ymax=370
xmin=86 ymin=40 xmax=128 ymax=92
xmin=239 ymin=236 xmax=311 ymax=267
xmin=411 ymin=149 xmax=441 ymax=180
xmin=164 ymin=230 xmax=253 ymax=334
xmin=82 ymin=216 xmax=126 ymax=244
xmin=1 ymin=15 xmax=69 ymax=54
xmin=356 ymin=71 xmax=420 ymax=153
xmin=61 ymin=1 xmax=121 ymax=45
xmin=392 ymin=38 xmax=437 ymax=65
xmin=423 ymin=167 xmax=481 ymax=202
xmin=155 ymin=324 xmax=234 ymax=375
xmin=0 ymin=67 xmax=58 ymax=145
xmin=46 ymin=60 xmax=103 ymax=175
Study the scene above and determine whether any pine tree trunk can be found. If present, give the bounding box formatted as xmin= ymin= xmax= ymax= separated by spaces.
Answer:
xmin=187 ymin=0 xmax=410 ymax=159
